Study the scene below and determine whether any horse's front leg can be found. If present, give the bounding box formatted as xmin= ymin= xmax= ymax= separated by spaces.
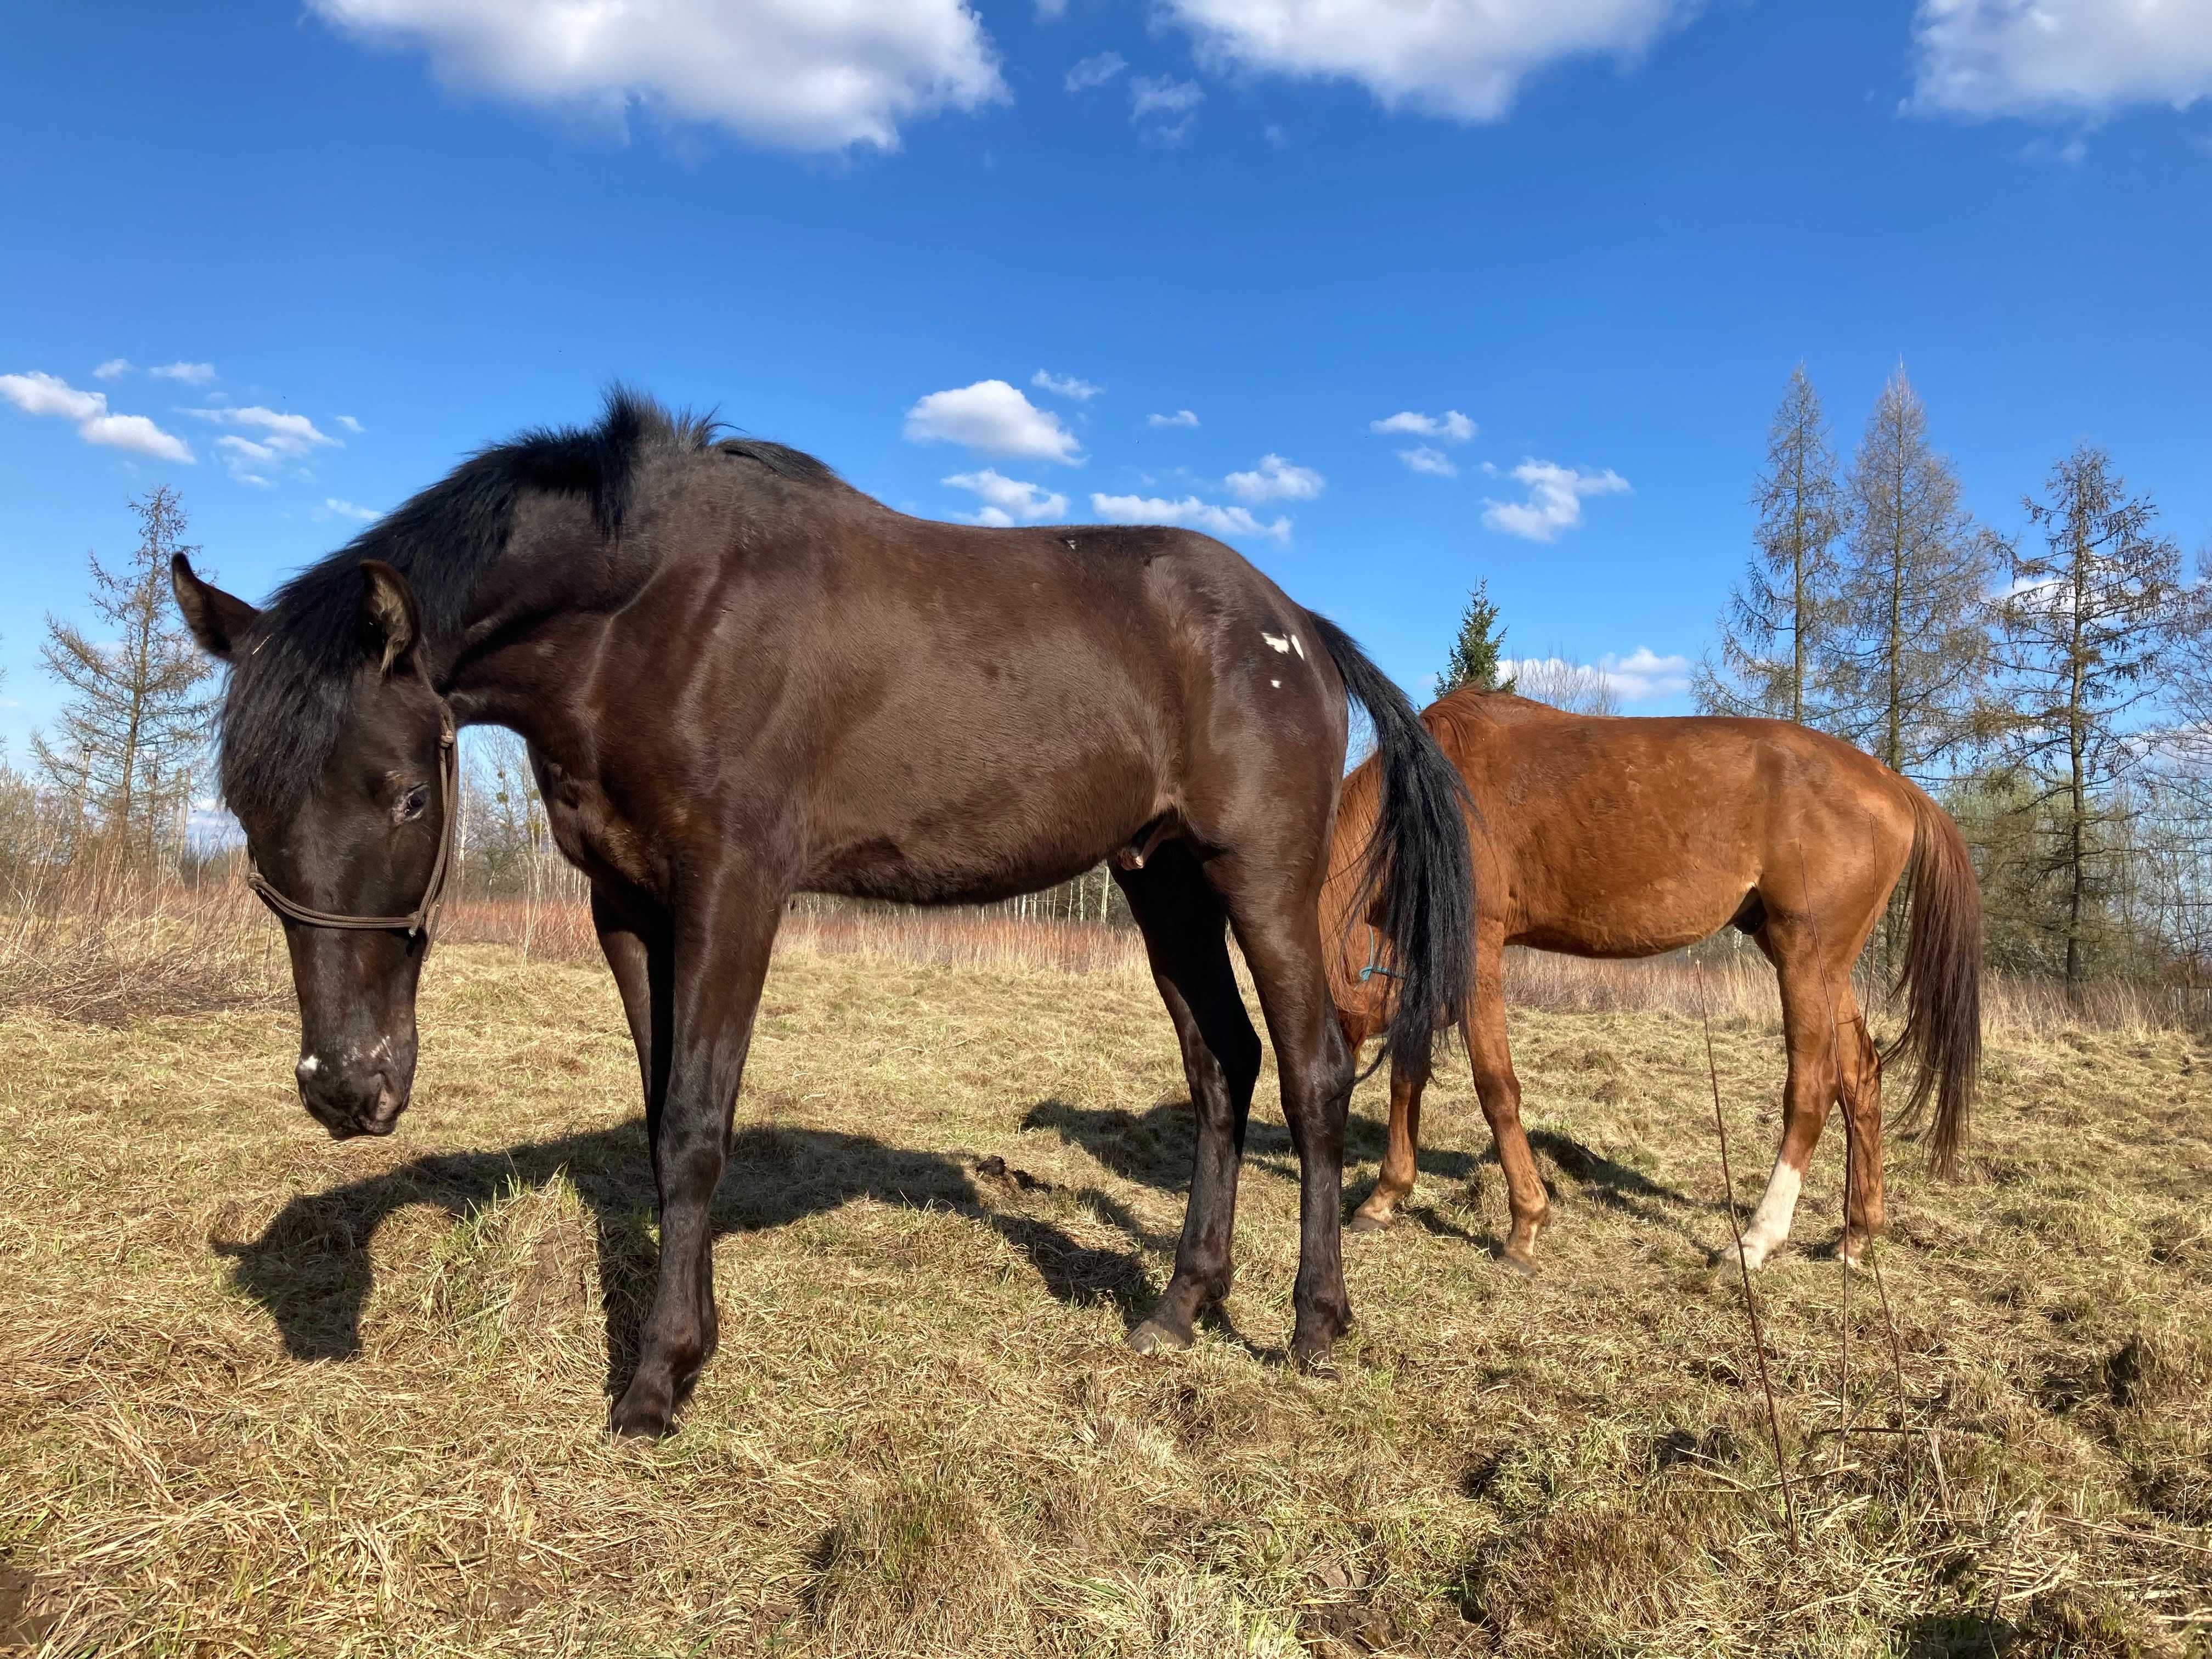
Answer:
xmin=610 ymin=870 xmax=783 ymax=1439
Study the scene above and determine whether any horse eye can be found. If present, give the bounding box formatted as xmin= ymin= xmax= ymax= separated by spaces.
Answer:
xmin=398 ymin=785 xmax=428 ymax=822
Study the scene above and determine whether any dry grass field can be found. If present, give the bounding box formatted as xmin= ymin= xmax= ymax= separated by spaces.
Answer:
xmin=2 ymin=923 xmax=2209 ymax=1656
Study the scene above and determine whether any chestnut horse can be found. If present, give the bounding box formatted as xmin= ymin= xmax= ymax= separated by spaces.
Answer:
xmin=1324 ymin=689 xmax=1980 ymax=1274
xmin=174 ymin=392 xmax=1472 ymax=1436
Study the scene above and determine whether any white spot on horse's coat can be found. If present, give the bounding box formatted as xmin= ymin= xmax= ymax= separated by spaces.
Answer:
xmin=1291 ymin=633 xmax=1304 ymax=658
xmin=1263 ymin=632 xmax=1291 ymax=653
xmin=296 ymin=1055 xmax=319 ymax=1077
xmin=1271 ymin=678 xmax=1282 ymax=688
xmin=1735 ymin=1160 xmax=1803 ymax=1271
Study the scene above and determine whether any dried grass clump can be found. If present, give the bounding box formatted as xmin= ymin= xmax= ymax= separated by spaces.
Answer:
xmin=3 ymin=935 xmax=2210 ymax=1654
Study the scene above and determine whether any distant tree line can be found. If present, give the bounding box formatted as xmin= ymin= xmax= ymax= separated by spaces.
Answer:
xmin=12 ymin=381 xmax=2211 ymax=996
xmin=1689 ymin=364 xmax=2204 ymax=994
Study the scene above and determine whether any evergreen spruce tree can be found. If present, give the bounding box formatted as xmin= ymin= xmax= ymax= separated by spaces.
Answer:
xmin=1438 ymin=580 xmax=1514 ymax=696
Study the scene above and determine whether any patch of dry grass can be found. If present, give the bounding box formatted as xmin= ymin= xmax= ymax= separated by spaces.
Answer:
xmin=2 ymin=936 xmax=2209 ymax=1656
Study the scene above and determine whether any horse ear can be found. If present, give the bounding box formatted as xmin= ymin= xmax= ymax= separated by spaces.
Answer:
xmin=171 ymin=554 xmax=259 ymax=661
xmin=359 ymin=560 xmax=421 ymax=674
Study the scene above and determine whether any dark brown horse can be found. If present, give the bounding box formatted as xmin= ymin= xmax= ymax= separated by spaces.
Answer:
xmin=173 ymin=392 xmax=1473 ymax=1436
xmin=1324 ymin=689 xmax=1980 ymax=1274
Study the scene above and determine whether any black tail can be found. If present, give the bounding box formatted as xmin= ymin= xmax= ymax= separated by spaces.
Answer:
xmin=1305 ymin=612 xmax=1476 ymax=1071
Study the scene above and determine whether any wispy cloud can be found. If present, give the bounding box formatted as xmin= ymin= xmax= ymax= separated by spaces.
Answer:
xmin=1031 ymin=369 xmax=1103 ymax=401
xmin=1130 ymin=74 xmax=1203 ymax=144
xmin=943 ymin=468 xmax=1069 ymax=525
xmin=1371 ymin=408 xmax=1476 ymax=441
xmin=0 ymin=370 xmax=195 ymax=463
xmin=335 ymin=414 xmax=366 ymax=435
xmin=93 ymin=358 xmax=133 ymax=380
xmin=1146 ymin=409 xmax=1199 ymax=428
xmin=1502 ymin=646 xmax=1690 ymax=704
xmin=149 ymin=361 xmax=217 ymax=385
xmin=320 ymin=497 xmax=382 ymax=523
xmin=187 ymin=405 xmax=342 ymax=483
xmin=1065 ymin=50 xmax=1127 ymax=92
xmin=1224 ymin=453 xmax=1324 ymax=503
xmin=1091 ymin=492 xmax=1290 ymax=542
xmin=1398 ymin=445 xmax=1458 ymax=477
xmin=1481 ymin=458 xmax=1630 ymax=541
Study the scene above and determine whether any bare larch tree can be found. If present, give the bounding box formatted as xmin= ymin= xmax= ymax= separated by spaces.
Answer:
xmin=1696 ymin=363 xmax=1848 ymax=724
xmin=1825 ymin=364 xmax=1996 ymax=780
xmin=1989 ymin=445 xmax=2185 ymax=991
xmin=33 ymin=487 xmax=217 ymax=862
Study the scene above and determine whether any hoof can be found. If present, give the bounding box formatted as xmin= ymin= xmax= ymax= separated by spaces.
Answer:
xmin=1347 ymin=1208 xmax=1393 ymax=1234
xmin=1290 ymin=1343 xmax=1340 ymax=1380
xmin=1499 ymin=1250 xmax=1538 ymax=1280
xmin=1126 ymin=1318 xmax=1193 ymax=1356
xmin=610 ymin=1375 xmax=676 ymax=1440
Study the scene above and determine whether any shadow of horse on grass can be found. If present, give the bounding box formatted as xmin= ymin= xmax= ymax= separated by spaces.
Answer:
xmin=217 ymin=1119 xmax=1158 ymax=1397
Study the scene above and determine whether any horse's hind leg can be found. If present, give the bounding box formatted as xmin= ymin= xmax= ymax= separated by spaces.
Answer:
xmin=1214 ymin=858 xmax=1357 ymax=1369
xmin=1463 ymin=926 xmax=1548 ymax=1275
xmin=1116 ymin=847 xmax=1263 ymax=1355
xmin=1835 ymin=994 xmax=1886 ymax=1265
xmin=1349 ymin=1048 xmax=1427 ymax=1232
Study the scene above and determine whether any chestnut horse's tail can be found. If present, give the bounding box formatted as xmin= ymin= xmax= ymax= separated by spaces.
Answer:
xmin=1885 ymin=781 xmax=1984 ymax=1179
xmin=1303 ymin=612 xmax=1475 ymax=1071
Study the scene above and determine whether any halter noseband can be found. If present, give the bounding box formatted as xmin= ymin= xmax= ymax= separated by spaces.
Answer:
xmin=245 ymin=701 xmax=460 ymax=940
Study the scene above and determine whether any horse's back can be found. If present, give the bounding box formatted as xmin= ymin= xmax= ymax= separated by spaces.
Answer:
xmin=1425 ymin=693 xmax=1917 ymax=953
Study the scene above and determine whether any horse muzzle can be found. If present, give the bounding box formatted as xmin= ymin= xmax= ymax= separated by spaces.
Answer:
xmin=296 ymin=1048 xmax=413 ymax=1139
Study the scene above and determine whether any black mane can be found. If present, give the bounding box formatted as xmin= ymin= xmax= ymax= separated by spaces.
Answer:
xmin=218 ymin=390 xmax=834 ymax=822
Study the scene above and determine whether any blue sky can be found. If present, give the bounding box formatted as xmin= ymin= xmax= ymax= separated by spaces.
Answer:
xmin=4 ymin=1 xmax=2209 ymax=762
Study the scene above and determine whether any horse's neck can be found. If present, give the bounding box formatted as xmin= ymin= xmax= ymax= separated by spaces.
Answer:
xmin=440 ymin=537 xmax=642 ymax=766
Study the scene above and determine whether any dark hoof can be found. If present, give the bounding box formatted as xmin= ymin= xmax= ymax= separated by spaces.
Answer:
xmin=1347 ymin=1208 xmax=1393 ymax=1234
xmin=610 ymin=1377 xmax=675 ymax=1440
xmin=1126 ymin=1317 xmax=1194 ymax=1356
xmin=1499 ymin=1251 xmax=1538 ymax=1280
xmin=1290 ymin=1344 xmax=1340 ymax=1380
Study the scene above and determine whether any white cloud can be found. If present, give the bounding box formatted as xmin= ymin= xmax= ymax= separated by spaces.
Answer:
xmin=335 ymin=414 xmax=366 ymax=434
xmin=1911 ymin=0 xmax=2212 ymax=119
xmin=308 ymin=0 xmax=1006 ymax=152
xmin=216 ymin=436 xmax=279 ymax=485
xmin=149 ymin=360 xmax=217 ymax=385
xmin=944 ymin=468 xmax=1068 ymax=525
xmin=1147 ymin=409 xmax=1200 ymax=428
xmin=904 ymin=379 xmax=1084 ymax=463
xmin=93 ymin=358 xmax=133 ymax=380
xmin=1224 ymin=452 xmax=1324 ymax=502
xmin=1031 ymin=368 xmax=1103 ymax=400
xmin=1066 ymin=50 xmax=1127 ymax=91
xmin=1398 ymin=445 xmax=1458 ymax=477
xmin=1371 ymin=408 xmax=1476 ymax=441
xmin=0 ymin=371 xmax=196 ymax=463
xmin=1165 ymin=0 xmax=1687 ymax=123
xmin=1090 ymin=492 xmax=1291 ymax=542
xmin=1130 ymin=74 xmax=1204 ymax=143
xmin=1480 ymin=458 xmax=1630 ymax=541
xmin=184 ymin=405 xmax=342 ymax=461
xmin=1503 ymin=646 xmax=1690 ymax=704
xmin=322 ymin=498 xmax=383 ymax=523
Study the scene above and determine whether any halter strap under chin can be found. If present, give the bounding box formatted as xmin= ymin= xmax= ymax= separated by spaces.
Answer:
xmin=245 ymin=699 xmax=461 ymax=940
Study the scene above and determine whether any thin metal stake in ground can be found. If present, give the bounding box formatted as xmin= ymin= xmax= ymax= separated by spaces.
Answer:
xmin=1700 ymin=1000 xmax=1801 ymax=1551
